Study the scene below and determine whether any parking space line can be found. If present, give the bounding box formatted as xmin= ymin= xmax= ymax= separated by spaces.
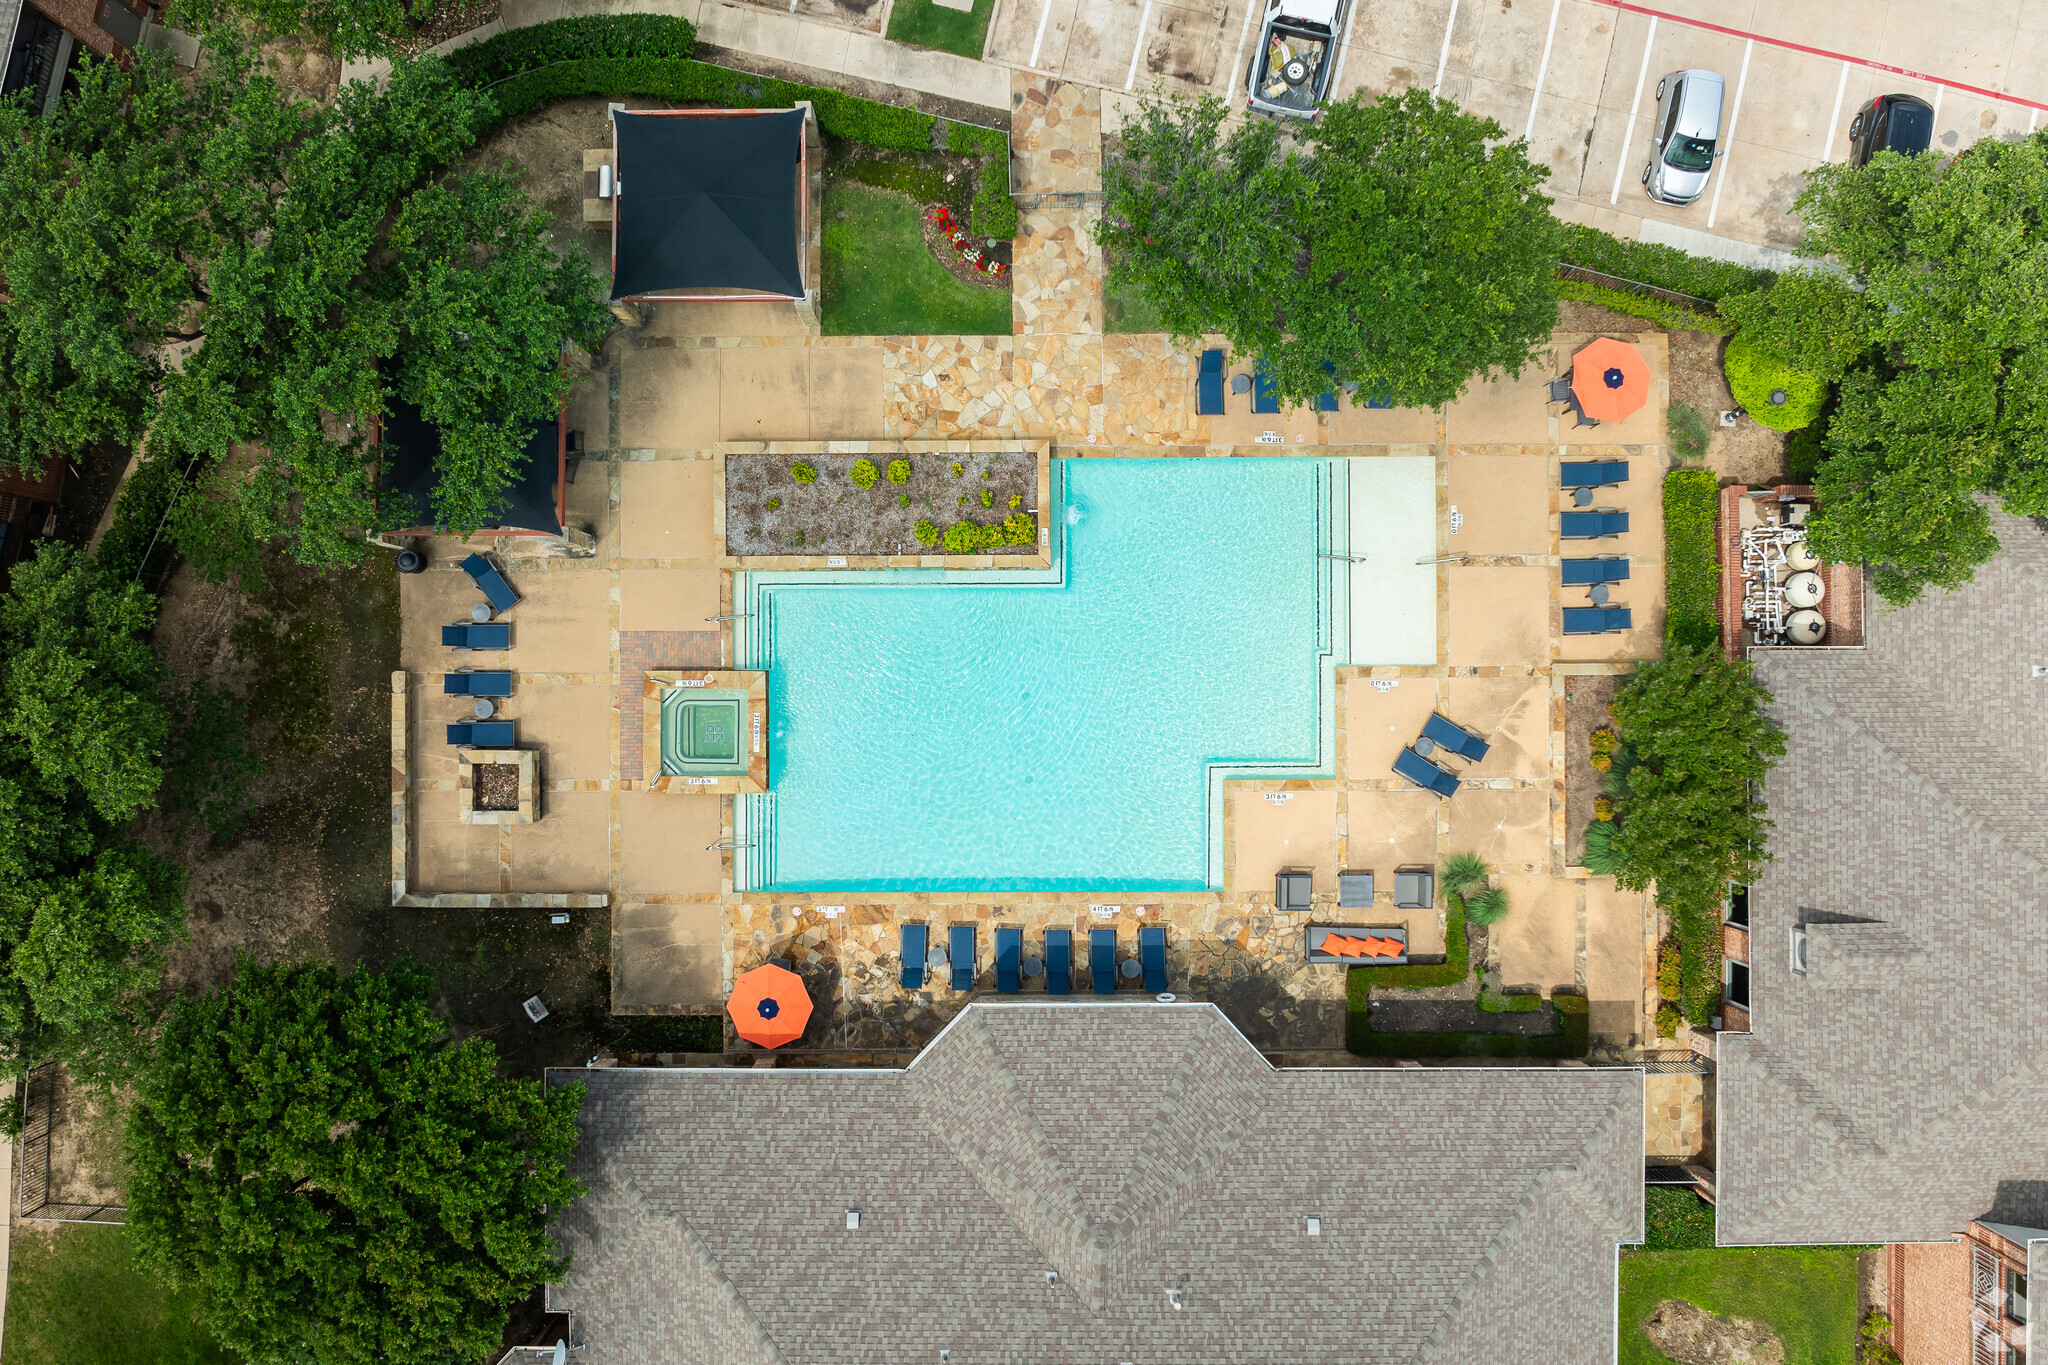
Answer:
xmin=2031 ymin=109 xmax=2040 ymax=135
xmin=1930 ymin=84 xmax=1943 ymax=123
xmin=1029 ymin=0 xmax=1055 ymax=70
xmin=1706 ymin=38 xmax=1752 ymax=230
xmin=1124 ymin=0 xmax=1155 ymax=89
xmin=1525 ymin=0 xmax=1564 ymax=142
xmin=1431 ymin=0 xmax=1460 ymax=97
xmin=1822 ymin=60 xmax=1849 ymax=163
xmin=1608 ymin=16 xmax=1658 ymax=204
xmin=1227 ymin=0 xmax=1259 ymax=105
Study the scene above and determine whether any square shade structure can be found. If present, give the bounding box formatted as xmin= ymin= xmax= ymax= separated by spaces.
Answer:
xmin=612 ymin=109 xmax=807 ymax=301
xmin=381 ymin=393 xmax=563 ymax=536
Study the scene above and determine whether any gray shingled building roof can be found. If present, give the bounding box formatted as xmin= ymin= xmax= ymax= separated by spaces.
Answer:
xmin=548 ymin=1002 xmax=1643 ymax=1363
xmin=1718 ymin=512 xmax=2048 ymax=1246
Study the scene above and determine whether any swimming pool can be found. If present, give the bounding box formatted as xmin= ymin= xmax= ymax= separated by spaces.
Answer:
xmin=736 ymin=457 xmax=1423 ymax=892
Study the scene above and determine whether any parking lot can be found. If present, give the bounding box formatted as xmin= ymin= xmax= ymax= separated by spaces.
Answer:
xmin=985 ymin=0 xmax=2048 ymax=255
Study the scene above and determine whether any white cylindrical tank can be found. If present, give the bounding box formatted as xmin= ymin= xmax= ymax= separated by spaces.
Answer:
xmin=1785 ymin=609 xmax=1827 ymax=645
xmin=1785 ymin=540 xmax=1820 ymax=571
xmin=1784 ymin=571 xmax=1825 ymax=608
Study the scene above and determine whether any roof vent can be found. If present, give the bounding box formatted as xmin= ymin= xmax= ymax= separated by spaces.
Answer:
xmin=1789 ymin=924 xmax=1808 ymax=977
xmin=845 ymin=1209 xmax=861 ymax=1230
xmin=938 ymin=1352 xmax=950 ymax=1363
xmin=1043 ymin=1270 xmax=1058 ymax=1286
xmin=1167 ymin=1288 xmax=1184 ymax=1311
xmin=2034 ymin=664 xmax=2047 ymax=678
xmin=1306 ymin=1214 xmax=1322 ymax=1236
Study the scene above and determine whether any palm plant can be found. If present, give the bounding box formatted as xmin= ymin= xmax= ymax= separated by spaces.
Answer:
xmin=1581 ymin=821 xmax=1624 ymax=875
xmin=1463 ymin=886 xmax=1510 ymax=925
xmin=1442 ymin=850 xmax=1489 ymax=899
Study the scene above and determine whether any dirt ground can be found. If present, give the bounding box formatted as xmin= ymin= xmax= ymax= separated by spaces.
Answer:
xmin=1557 ymin=300 xmax=1786 ymax=485
xmin=726 ymin=450 xmax=1036 ymax=556
xmin=1564 ymin=673 xmax=1621 ymax=866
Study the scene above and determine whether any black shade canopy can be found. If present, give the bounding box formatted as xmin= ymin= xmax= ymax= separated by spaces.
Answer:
xmin=382 ymin=396 xmax=560 ymax=534
xmin=612 ymin=109 xmax=806 ymax=300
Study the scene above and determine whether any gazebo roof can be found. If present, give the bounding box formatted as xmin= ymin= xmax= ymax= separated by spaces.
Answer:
xmin=611 ymin=109 xmax=806 ymax=301
xmin=381 ymin=396 xmax=560 ymax=535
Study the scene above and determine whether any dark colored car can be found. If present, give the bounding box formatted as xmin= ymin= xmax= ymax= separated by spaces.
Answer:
xmin=1847 ymin=94 xmax=1934 ymax=166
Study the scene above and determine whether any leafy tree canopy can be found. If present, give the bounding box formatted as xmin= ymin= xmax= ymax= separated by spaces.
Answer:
xmin=1776 ymin=134 xmax=2048 ymax=603
xmin=0 ymin=544 xmax=187 ymax=1068
xmin=0 ymin=41 xmax=608 ymax=570
xmin=164 ymin=0 xmax=488 ymax=62
xmin=1099 ymin=88 xmax=1561 ymax=408
xmin=126 ymin=957 xmax=585 ymax=1365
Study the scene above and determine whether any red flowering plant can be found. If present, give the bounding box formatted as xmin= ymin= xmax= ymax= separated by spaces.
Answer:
xmin=925 ymin=203 xmax=1006 ymax=277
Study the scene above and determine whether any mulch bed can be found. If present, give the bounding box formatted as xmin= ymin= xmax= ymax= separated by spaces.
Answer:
xmin=918 ymin=209 xmax=1012 ymax=290
xmin=1564 ymin=674 xmax=1620 ymax=865
xmin=396 ymin=0 xmax=501 ymax=53
xmin=1366 ymin=997 xmax=1560 ymax=1037
xmin=725 ymin=450 xmax=1037 ymax=557
xmin=475 ymin=762 xmax=521 ymax=811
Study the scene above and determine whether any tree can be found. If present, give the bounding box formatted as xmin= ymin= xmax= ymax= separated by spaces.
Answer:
xmin=1099 ymin=88 xmax=1561 ymax=408
xmin=1608 ymin=647 xmax=1785 ymax=1025
xmin=0 ymin=41 xmax=607 ymax=571
xmin=1780 ymin=133 xmax=2048 ymax=603
xmin=0 ymin=544 xmax=188 ymax=1070
xmin=163 ymin=0 xmax=488 ymax=60
xmin=1717 ymin=268 xmax=1873 ymax=383
xmin=126 ymin=957 xmax=585 ymax=1365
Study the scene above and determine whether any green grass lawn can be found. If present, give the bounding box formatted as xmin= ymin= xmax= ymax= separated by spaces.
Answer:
xmin=1620 ymin=1246 xmax=1860 ymax=1365
xmin=884 ymin=0 xmax=993 ymax=58
xmin=1104 ymin=274 xmax=1169 ymax=334
xmin=6 ymin=1224 xmax=235 ymax=1364
xmin=822 ymin=182 xmax=1011 ymax=337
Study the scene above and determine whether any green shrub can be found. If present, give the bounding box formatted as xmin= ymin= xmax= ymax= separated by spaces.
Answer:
xmin=1441 ymin=850 xmax=1488 ymax=898
xmin=1551 ymin=992 xmax=1588 ymax=1015
xmin=1860 ymin=1310 xmax=1904 ymax=1365
xmin=851 ymin=458 xmax=879 ymax=489
xmin=898 ymin=494 xmax=911 ymax=507
xmin=1346 ymin=893 xmax=1469 ymax=994
xmin=978 ymin=488 xmax=993 ymax=508
xmin=765 ymin=497 xmax=781 ymax=511
xmin=886 ymin=458 xmax=910 ymax=484
xmin=950 ymin=461 xmax=964 ymax=475
xmin=1000 ymin=511 xmax=1035 ymax=545
xmin=791 ymin=460 xmax=818 ymax=485
xmin=1581 ymin=820 xmax=1623 ymax=875
xmin=443 ymin=14 xmax=698 ymax=86
xmin=913 ymin=518 xmax=939 ymax=547
xmin=1477 ymin=989 xmax=1543 ymax=1013
xmin=1668 ymin=401 xmax=1712 ymax=461
xmin=1784 ymin=423 xmax=1826 ymax=481
xmin=943 ymin=122 xmax=1019 ymax=240
xmin=1643 ymin=1186 xmax=1715 ymax=1250
xmin=95 ymin=451 xmax=206 ymax=584
xmin=1348 ymin=1002 xmax=1590 ymax=1058
xmin=942 ymin=520 xmax=980 ymax=553
xmin=1463 ymin=886 xmax=1509 ymax=925
xmin=1663 ymin=468 xmax=1721 ymax=650
xmin=1656 ymin=940 xmax=1682 ymax=1001
xmin=1554 ymin=280 xmax=1734 ymax=335
xmin=1655 ymin=1002 xmax=1681 ymax=1038
xmin=1724 ymin=334 xmax=1827 ymax=431
xmin=1008 ymin=493 xmax=1022 ymax=510
xmin=1559 ymin=223 xmax=1774 ymax=301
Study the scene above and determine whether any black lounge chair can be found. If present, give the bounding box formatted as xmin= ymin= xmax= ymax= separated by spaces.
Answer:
xmin=1196 ymin=349 xmax=1225 ymax=416
xmin=900 ymin=923 xmax=927 ymax=990
xmin=1393 ymin=867 xmax=1435 ymax=910
xmin=1045 ymin=929 xmax=1072 ymax=996
xmin=1546 ymin=377 xmax=1576 ymax=404
xmin=995 ymin=927 xmax=1022 ymax=994
xmin=1393 ymin=747 xmax=1459 ymax=798
xmin=1561 ymin=557 xmax=1631 ymax=586
xmin=442 ymin=622 xmax=511 ymax=650
xmin=1561 ymin=459 xmax=1629 ymax=489
xmin=462 ymin=553 xmax=519 ymax=614
xmin=447 ymin=720 xmax=515 ymax=746
xmin=1560 ymin=511 xmax=1629 ymax=539
xmin=443 ymin=669 xmax=513 ymax=697
xmin=1140 ymin=926 xmax=1166 ymax=992
xmin=1275 ymin=870 xmax=1314 ymax=912
xmin=949 ymin=925 xmax=975 ymax=992
xmin=1563 ymin=606 xmax=1634 ymax=634
xmin=1090 ymin=929 xmax=1116 ymax=994
xmin=1422 ymin=712 xmax=1490 ymax=764
xmin=1338 ymin=870 xmax=1374 ymax=908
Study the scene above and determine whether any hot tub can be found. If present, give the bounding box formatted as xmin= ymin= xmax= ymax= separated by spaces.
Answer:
xmin=660 ymin=688 xmax=750 ymax=776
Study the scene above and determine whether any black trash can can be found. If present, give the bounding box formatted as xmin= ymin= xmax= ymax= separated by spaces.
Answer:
xmin=396 ymin=548 xmax=427 ymax=574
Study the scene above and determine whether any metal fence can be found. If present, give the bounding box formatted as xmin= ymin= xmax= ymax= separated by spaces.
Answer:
xmin=1557 ymin=263 xmax=1718 ymax=315
xmin=16 ymin=1063 xmax=124 ymax=1224
xmin=1591 ymin=1049 xmax=1713 ymax=1075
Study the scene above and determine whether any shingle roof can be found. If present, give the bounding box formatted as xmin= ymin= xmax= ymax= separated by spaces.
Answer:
xmin=1718 ymin=512 xmax=2048 ymax=1246
xmin=548 ymin=1002 xmax=1643 ymax=1364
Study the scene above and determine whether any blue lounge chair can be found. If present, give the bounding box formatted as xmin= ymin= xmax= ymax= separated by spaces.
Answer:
xmin=442 ymin=622 xmax=511 ymax=650
xmin=949 ymin=925 xmax=975 ymax=992
xmin=1362 ymin=395 xmax=1393 ymax=409
xmin=1315 ymin=360 xmax=1340 ymax=412
xmin=1045 ymin=929 xmax=1072 ymax=996
xmin=1561 ymin=557 xmax=1631 ymax=586
xmin=1394 ymin=746 xmax=1460 ymax=798
xmin=1422 ymin=712 xmax=1490 ymax=763
xmin=1139 ymin=926 xmax=1166 ymax=992
xmin=447 ymin=720 xmax=515 ymax=746
xmin=1560 ymin=511 xmax=1629 ymax=539
xmin=1090 ymin=929 xmax=1116 ymax=994
xmin=1196 ymin=349 xmax=1225 ymax=416
xmin=900 ymin=923 xmax=927 ymax=990
xmin=1563 ymin=607 xmax=1634 ymax=634
xmin=995 ymin=927 xmax=1022 ymax=994
xmin=1560 ymin=459 xmax=1630 ymax=489
xmin=443 ymin=670 xmax=513 ymax=697
xmin=1252 ymin=364 xmax=1280 ymax=415
xmin=462 ymin=553 xmax=519 ymax=614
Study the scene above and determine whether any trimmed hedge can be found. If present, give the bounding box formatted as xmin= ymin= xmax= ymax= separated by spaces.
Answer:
xmin=1723 ymin=333 xmax=1827 ymax=432
xmin=1555 ymin=279 xmax=1734 ymax=336
xmin=1347 ymin=1003 xmax=1591 ymax=1059
xmin=1662 ymin=469 xmax=1721 ymax=651
xmin=944 ymin=121 xmax=1018 ymax=241
xmin=444 ymin=14 xmax=699 ymax=86
xmin=1560 ymin=223 xmax=1775 ymax=302
xmin=1345 ymin=892 xmax=1469 ymax=992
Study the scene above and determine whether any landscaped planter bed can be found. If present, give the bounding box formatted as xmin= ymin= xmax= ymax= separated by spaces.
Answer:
xmin=725 ymin=450 xmax=1037 ymax=557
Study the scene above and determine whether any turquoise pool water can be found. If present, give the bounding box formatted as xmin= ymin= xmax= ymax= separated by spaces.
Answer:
xmin=739 ymin=459 xmax=1347 ymax=891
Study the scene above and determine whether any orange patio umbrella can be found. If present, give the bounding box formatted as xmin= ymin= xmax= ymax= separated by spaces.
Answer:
xmin=1571 ymin=338 xmax=1651 ymax=422
xmin=728 ymin=962 xmax=811 ymax=1048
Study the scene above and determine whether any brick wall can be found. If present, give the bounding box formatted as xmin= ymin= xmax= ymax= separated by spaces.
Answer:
xmin=1723 ymin=924 xmax=1750 ymax=963
xmin=27 ymin=0 xmax=125 ymax=57
xmin=1895 ymin=1239 xmax=1972 ymax=1365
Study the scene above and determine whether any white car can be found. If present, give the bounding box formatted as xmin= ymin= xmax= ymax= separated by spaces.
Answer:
xmin=1641 ymin=69 xmax=1726 ymax=206
xmin=1245 ymin=0 xmax=1346 ymax=120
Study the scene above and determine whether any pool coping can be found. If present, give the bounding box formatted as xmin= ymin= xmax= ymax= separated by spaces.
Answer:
xmin=642 ymin=670 xmax=770 ymax=794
